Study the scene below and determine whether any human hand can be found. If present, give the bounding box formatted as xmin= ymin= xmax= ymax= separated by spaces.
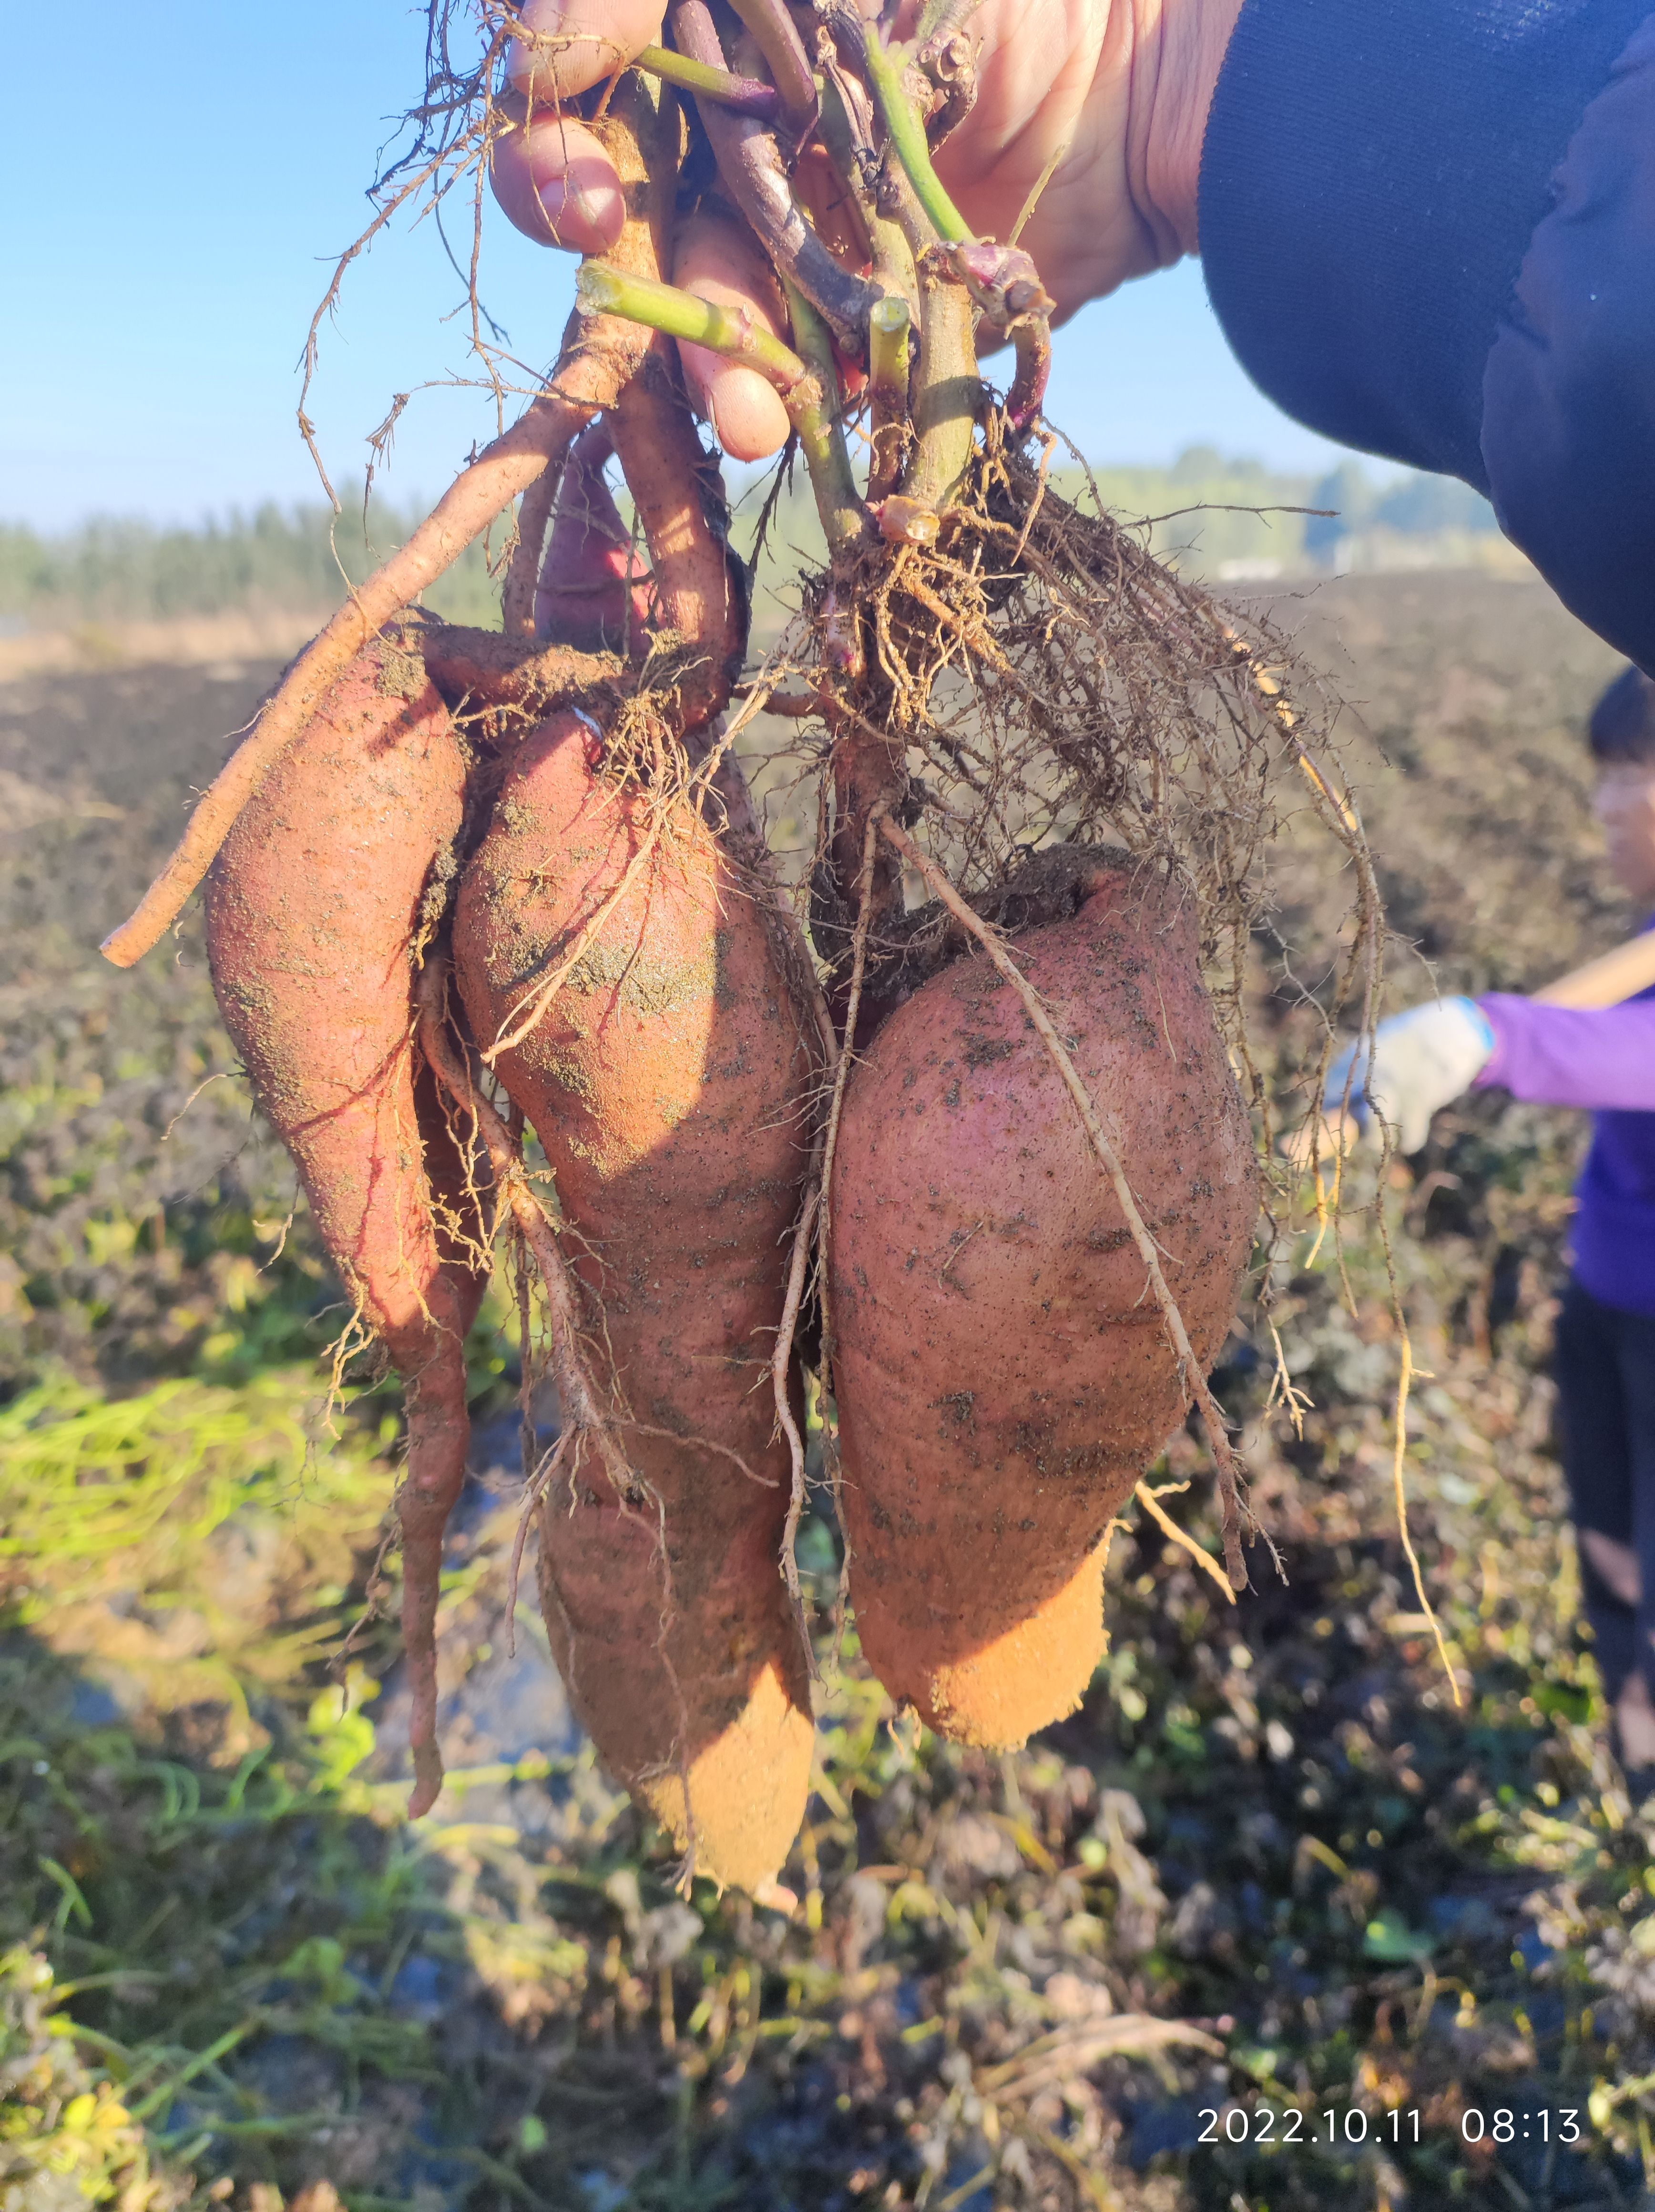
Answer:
xmin=490 ymin=0 xmax=1244 ymax=459
xmin=1320 ymin=998 xmax=1496 ymax=1156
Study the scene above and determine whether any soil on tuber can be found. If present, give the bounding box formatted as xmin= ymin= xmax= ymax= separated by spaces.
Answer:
xmin=453 ymin=707 xmax=816 ymax=1890
xmin=829 ymin=851 xmax=1257 ymax=1747
xmin=202 ymin=635 xmax=493 ymax=1814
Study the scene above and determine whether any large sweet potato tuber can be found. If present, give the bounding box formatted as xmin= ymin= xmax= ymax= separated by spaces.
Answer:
xmin=452 ymin=710 xmax=815 ymax=1891
xmin=829 ymin=856 xmax=1256 ymax=1747
xmin=203 ymin=633 xmax=490 ymax=1811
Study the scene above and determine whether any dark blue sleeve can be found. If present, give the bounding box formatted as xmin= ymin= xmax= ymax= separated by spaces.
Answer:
xmin=1199 ymin=0 xmax=1655 ymax=672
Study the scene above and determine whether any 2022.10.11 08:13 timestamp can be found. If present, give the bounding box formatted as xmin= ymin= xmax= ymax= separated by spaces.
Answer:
xmin=1198 ymin=2106 xmax=1589 ymax=2146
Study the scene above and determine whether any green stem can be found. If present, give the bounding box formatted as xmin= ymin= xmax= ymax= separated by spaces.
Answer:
xmin=783 ymin=281 xmax=867 ymax=556
xmin=899 ymin=268 xmax=979 ymax=512
xmin=577 ymin=262 xmax=865 ymax=549
xmin=634 ymin=42 xmax=780 ymax=120
xmin=861 ymin=26 xmax=972 ymax=246
xmin=867 ymin=297 xmax=912 ymax=502
xmin=868 ymin=298 xmax=911 ymax=397
xmin=576 ymin=262 xmax=807 ymax=392
xmin=871 ymin=204 xmax=919 ymax=321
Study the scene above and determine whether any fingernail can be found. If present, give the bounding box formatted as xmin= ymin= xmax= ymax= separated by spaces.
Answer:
xmin=507 ymin=0 xmax=568 ymax=92
xmin=563 ymin=171 xmax=625 ymax=250
xmin=526 ymin=163 xmax=624 ymax=253
xmin=509 ymin=3 xmax=623 ymax=99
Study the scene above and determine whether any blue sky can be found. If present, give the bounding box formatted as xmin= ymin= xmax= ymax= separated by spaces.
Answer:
xmin=3 ymin=0 xmax=1360 ymax=531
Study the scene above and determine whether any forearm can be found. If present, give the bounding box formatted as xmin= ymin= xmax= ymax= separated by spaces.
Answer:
xmin=929 ymin=0 xmax=1246 ymax=317
xmin=1199 ymin=0 xmax=1655 ymax=669
xmin=1477 ymin=994 xmax=1655 ymax=1113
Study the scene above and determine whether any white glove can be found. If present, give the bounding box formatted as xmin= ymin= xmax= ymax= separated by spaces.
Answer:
xmin=1323 ymin=997 xmax=1495 ymax=1153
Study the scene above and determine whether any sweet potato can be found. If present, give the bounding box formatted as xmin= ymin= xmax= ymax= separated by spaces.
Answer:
xmin=452 ymin=710 xmax=815 ymax=1890
xmin=828 ymin=856 xmax=1256 ymax=1747
xmin=203 ymin=633 xmax=490 ymax=1811
xmin=534 ymin=423 xmax=654 ymax=651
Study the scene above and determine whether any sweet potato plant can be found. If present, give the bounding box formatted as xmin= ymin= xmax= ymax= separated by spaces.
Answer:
xmin=102 ymin=0 xmax=1381 ymax=1891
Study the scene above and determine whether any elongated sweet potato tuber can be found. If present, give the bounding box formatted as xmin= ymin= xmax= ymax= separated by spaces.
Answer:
xmin=829 ymin=855 xmax=1256 ymax=1747
xmin=203 ymin=633 xmax=490 ymax=1812
xmin=452 ymin=710 xmax=815 ymax=1890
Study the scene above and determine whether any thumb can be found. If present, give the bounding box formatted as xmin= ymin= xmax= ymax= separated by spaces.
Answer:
xmin=508 ymin=0 xmax=667 ymax=99
xmin=490 ymin=109 xmax=627 ymax=255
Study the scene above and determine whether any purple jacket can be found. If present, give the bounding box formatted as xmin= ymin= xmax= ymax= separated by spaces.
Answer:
xmin=1476 ymin=962 xmax=1655 ymax=1318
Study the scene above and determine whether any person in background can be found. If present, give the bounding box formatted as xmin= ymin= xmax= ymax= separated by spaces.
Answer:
xmin=1324 ymin=668 xmax=1655 ymax=1777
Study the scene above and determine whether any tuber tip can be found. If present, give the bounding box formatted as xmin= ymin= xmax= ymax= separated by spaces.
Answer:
xmin=408 ymin=1744 xmax=445 ymax=1819
xmin=100 ymin=922 xmax=144 ymax=969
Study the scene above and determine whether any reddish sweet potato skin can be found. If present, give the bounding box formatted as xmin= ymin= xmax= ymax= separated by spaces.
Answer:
xmin=535 ymin=426 xmax=654 ymax=652
xmin=452 ymin=712 xmax=815 ymax=1891
xmin=829 ymin=861 xmax=1257 ymax=1747
xmin=203 ymin=636 xmax=490 ymax=1798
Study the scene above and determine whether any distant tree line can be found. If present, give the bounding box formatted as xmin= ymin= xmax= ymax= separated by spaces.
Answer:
xmin=1299 ymin=460 xmax=1501 ymax=555
xmin=0 ymin=453 xmax=1506 ymax=632
xmin=1080 ymin=448 xmax=1502 ymax=579
xmin=0 ymin=495 xmax=503 ymax=630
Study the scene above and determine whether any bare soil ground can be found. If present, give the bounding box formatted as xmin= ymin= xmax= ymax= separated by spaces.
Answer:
xmin=3 ymin=571 xmax=1653 ymax=2212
